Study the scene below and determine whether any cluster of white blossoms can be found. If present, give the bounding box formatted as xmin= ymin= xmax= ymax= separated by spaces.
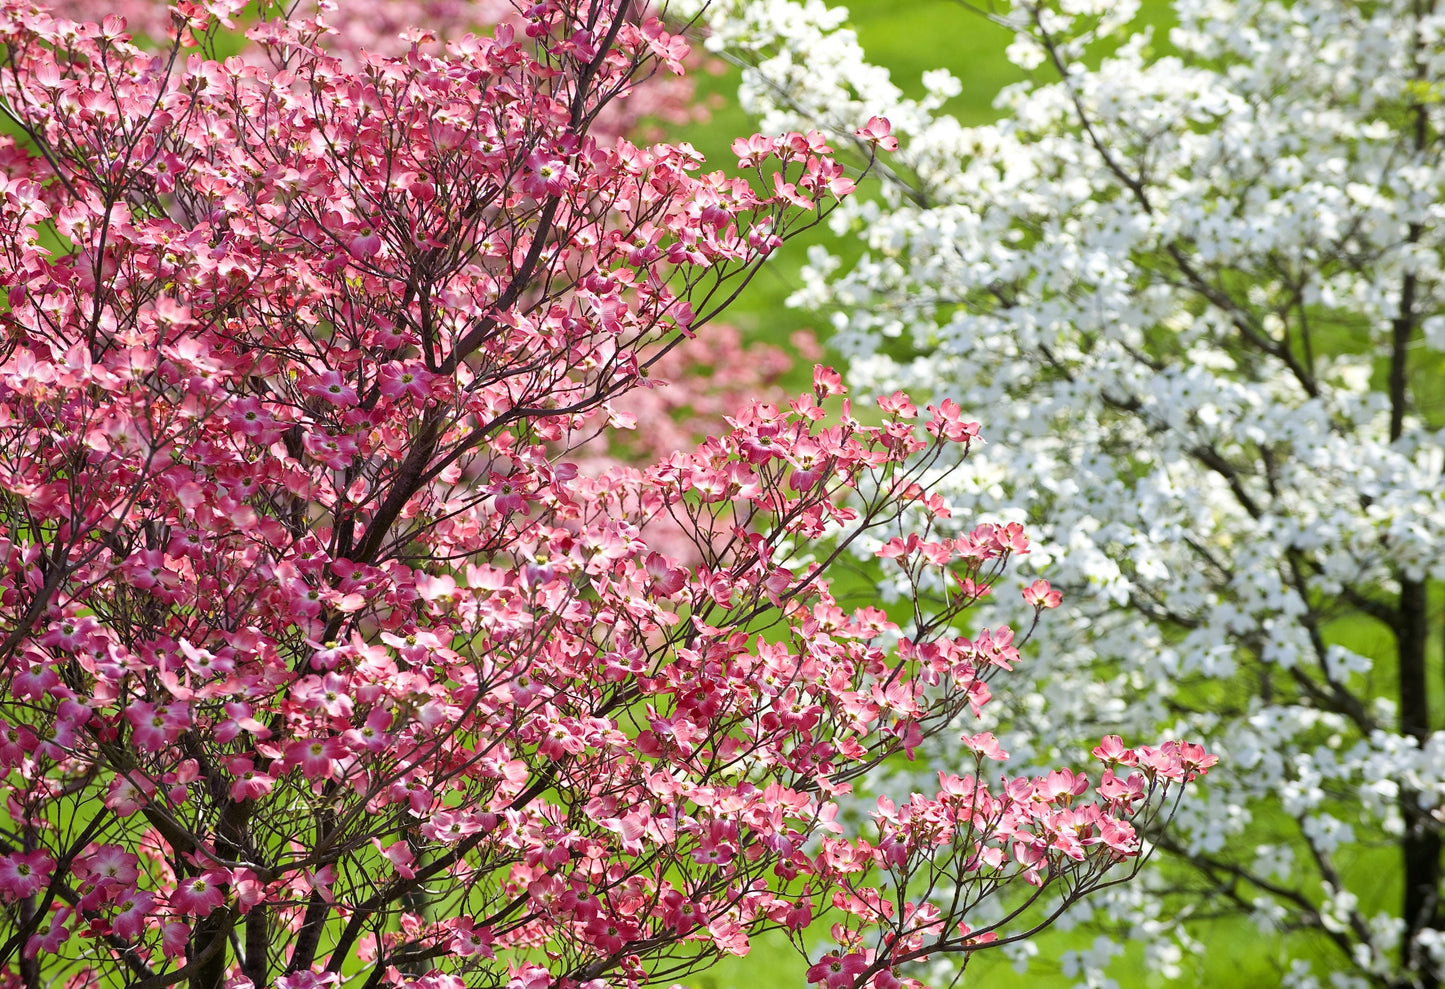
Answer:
xmin=687 ymin=0 xmax=1445 ymax=984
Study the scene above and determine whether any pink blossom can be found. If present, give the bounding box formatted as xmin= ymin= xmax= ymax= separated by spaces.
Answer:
xmin=103 ymin=774 xmax=155 ymax=816
xmin=228 ymin=398 xmax=284 ymax=443
xmin=170 ymin=872 xmax=227 ymax=916
xmin=960 ymin=731 xmax=1009 ymax=761
xmin=1022 ymin=578 xmax=1062 ymax=609
xmin=23 ymin=907 xmax=70 ymax=958
xmin=348 ymin=227 xmax=382 ymax=258
xmin=110 ymin=890 xmax=154 ymax=940
xmin=378 ymin=362 xmax=433 ymax=402
xmin=448 ymin=917 xmax=495 ymax=958
xmin=855 ymin=115 xmax=899 ymax=151
xmin=343 ymin=708 xmax=394 ymax=752
xmin=422 ymin=810 xmax=485 ymax=844
xmin=507 ymin=964 xmax=552 ymax=989
xmin=228 ymin=758 xmax=276 ymax=801
xmin=231 ymin=868 xmax=267 ymax=912
xmin=216 ymin=702 xmax=271 ymax=743
xmin=286 ymin=737 xmax=348 ymax=780
xmin=521 ymin=151 xmax=571 ymax=197
xmin=0 ymin=850 xmax=54 ymax=900
xmin=1092 ymin=735 xmax=1138 ymax=767
xmin=77 ymin=846 xmax=138 ymax=890
xmin=806 ymin=952 xmax=868 ymax=988
xmin=306 ymin=371 xmax=359 ymax=408
xmin=161 ymin=922 xmax=189 ymax=959
xmin=125 ymin=701 xmax=190 ymax=753
xmin=372 ymin=839 xmax=417 ymax=880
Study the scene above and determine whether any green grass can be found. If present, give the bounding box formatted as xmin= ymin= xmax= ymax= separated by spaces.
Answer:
xmin=843 ymin=0 xmax=1025 ymax=124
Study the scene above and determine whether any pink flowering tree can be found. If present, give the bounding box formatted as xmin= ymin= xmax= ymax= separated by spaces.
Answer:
xmin=0 ymin=3 xmax=1214 ymax=989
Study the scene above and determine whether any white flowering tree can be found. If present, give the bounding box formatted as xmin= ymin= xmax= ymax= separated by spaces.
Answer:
xmin=686 ymin=0 xmax=1445 ymax=986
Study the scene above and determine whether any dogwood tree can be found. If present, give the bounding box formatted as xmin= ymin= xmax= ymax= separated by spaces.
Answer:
xmin=694 ymin=0 xmax=1445 ymax=985
xmin=0 ymin=2 xmax=1213 ymax=989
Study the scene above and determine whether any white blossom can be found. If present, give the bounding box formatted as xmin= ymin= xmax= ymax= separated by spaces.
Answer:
xmin=705 ymin=0 xmax=1445 ymax=983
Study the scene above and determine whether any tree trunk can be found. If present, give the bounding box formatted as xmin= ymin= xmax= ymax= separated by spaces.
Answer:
xmin=1399 ymin=576 xmax=1439 ymax=988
